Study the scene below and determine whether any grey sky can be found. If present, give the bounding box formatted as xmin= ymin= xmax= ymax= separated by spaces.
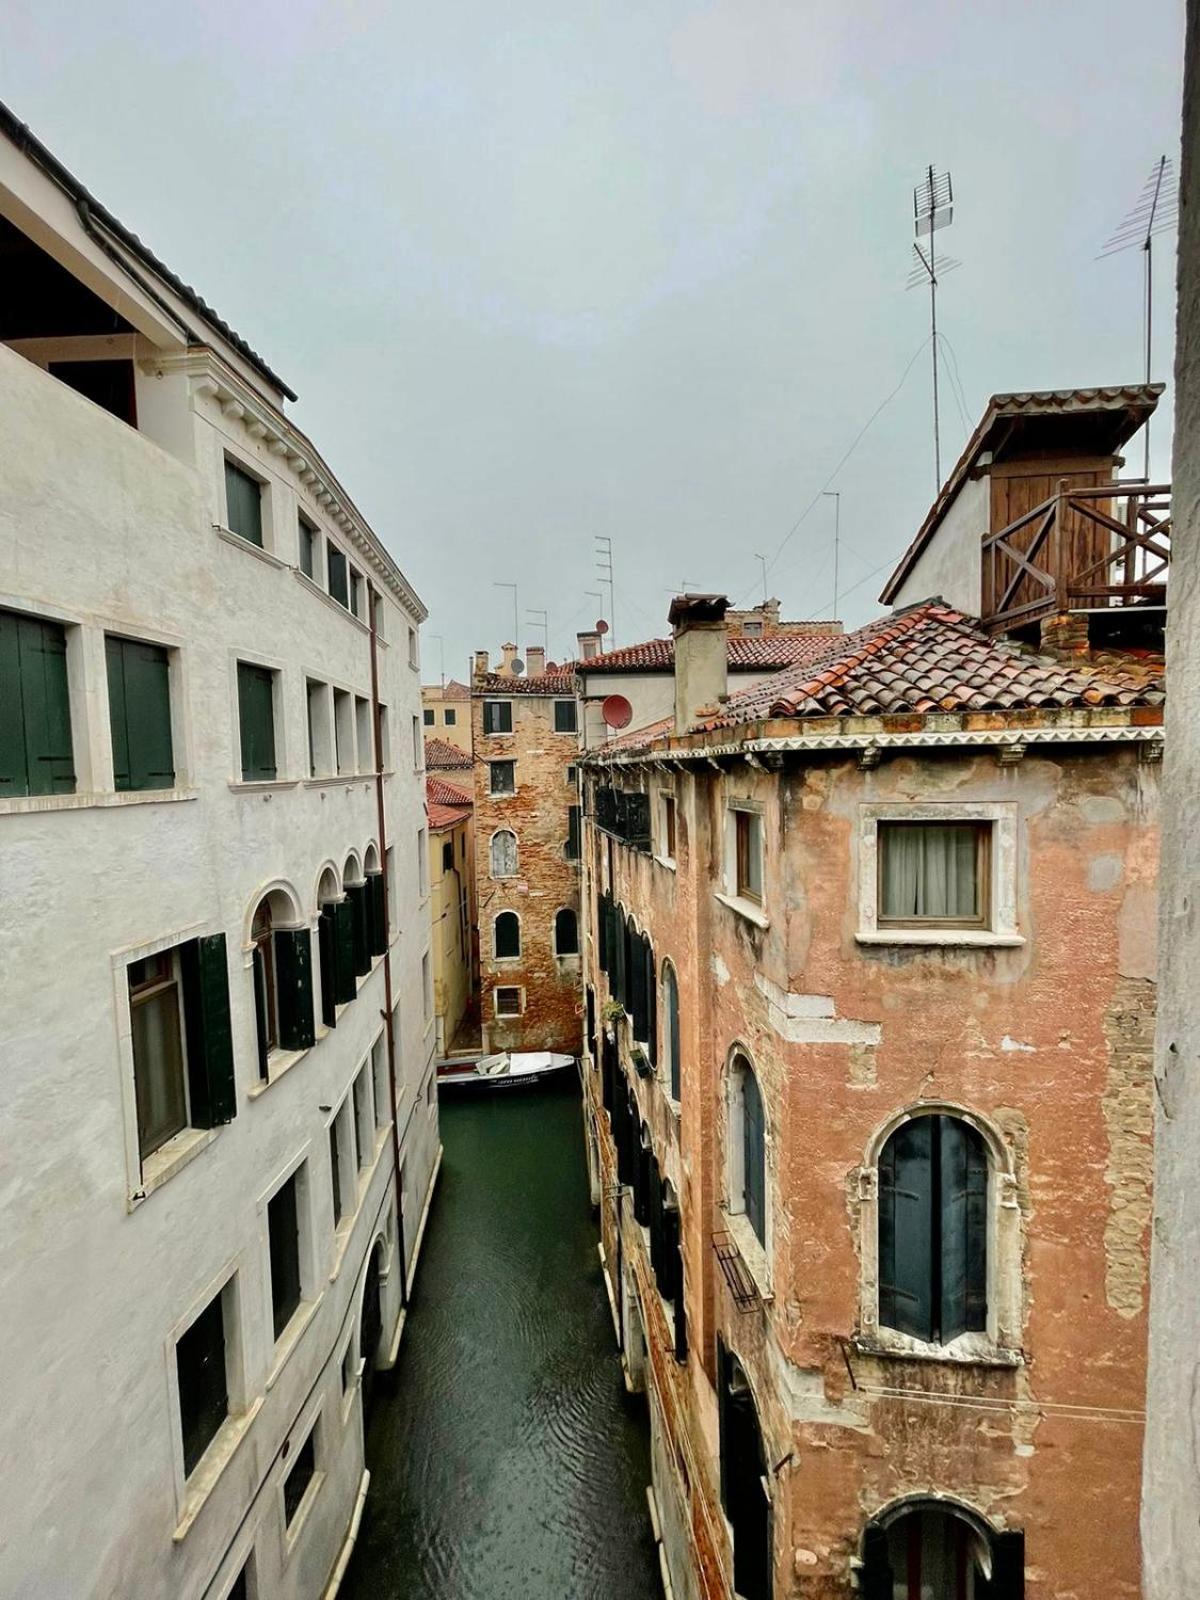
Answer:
xmin=7 ymin=0 xmax=1184 ymax=673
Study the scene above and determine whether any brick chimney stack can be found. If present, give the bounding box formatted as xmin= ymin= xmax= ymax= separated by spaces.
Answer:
xmin=526 ymin=645 xmax=546 ymax=677
xmin=500 ymin=642 xmax=518 ymax=676
xmin=473 ymin=649 xmax=489 ymax=679
xmin=577 ymin=630 xmax=601 ymax=661
xmin=669 ymin=594 xmax=729 ymax=734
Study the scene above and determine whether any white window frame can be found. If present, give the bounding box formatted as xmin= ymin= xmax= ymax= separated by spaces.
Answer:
xmin=483 ymin=699 xmax=514 ymax=736
xmin=279 ymin=1406 xmax=325 ymax=1557
xmin=716 ymin=796 xmax=768 ymax=928
xmin=487 ymin=758 xmax=516 ymax=797
xmin=490 ymin=828 xmax=519 ymax=879
xmin=723 ymin=1045 xmax=772 ymax=1297
xmin=856 ymin=801 xmax=1023 ymax=948
xmin=494 ymin=984 xmax=524 ymax=1019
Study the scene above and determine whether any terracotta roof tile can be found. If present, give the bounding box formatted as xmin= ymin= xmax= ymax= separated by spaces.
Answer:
xmin=580 ymin=633 xmax=840 ymax=674
xmin=423 ymin=679 xmax=470 ymax=701
xmin=426 ymin=775 xmax=472 ymax=808
xmin=424 ymin=736 xmax=472 ymax=770
xmin=474 ymin=669 xmax=577 ymax=695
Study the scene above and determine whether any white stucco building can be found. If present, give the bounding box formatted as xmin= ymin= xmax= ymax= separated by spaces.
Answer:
xmin=0 ymin=107 xmax=439 ymax=1600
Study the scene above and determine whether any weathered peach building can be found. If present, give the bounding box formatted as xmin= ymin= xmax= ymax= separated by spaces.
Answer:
xmin=580 ymin=396 xmax=1166 ymax=1599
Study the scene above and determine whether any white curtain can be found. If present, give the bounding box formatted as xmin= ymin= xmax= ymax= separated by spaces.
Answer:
xmin=881 ymin=824 xmax=978 ymax=920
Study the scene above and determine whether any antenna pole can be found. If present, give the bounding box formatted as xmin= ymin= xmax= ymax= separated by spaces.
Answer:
xmin=822 ymin=492 xmax=841 ymax=620
xmin=1144 ymin=154 xmax=1166 ymax=478
xmin=928 ymin=165 xmax=942 ymax=491
xmin=755 ymin=553 xmax=768 ymax=603
xmin=595 ymin=536 xmax=615 ymax=645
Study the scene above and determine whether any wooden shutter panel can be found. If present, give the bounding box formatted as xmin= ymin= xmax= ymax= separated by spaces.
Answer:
xmin=634 ymin=1141 xmax=651 ymax=1224
xmin=629 ymin=931 xmax=647 ymax=1039
xmin=237 ymin=663 xmax=276 ymax=781
xmin=940 ymin=1116 xmax=989 ymax=1341
xmin=0 ymin=612 xmax=27 ymax=796
xmin=108 ymin=637 xmax=174 ymax=791
xmin=669 ymin=973 xmax=681 ymax=1100
xmin=742 ymin=1069 xmax=766 ymax=1246
xmin=225 ymin=460 xmax=263 ymax=545
xmin=648 ymin=1161 xmax=664 ymax=1281
xmin=367 ymin=872 xmax=387 ymax=956
xmin=179 ymin=934 xmax=236 ymax=1127
xmin=614 ymin=911 xmax=628 ymax=1006
xmin=717 ymin=1340 xmax=732 ymax=1511
xmin=673 ymin=1229 xmax=688 ymax=1363
xmin=105 ymin=635 xmax=131 ymax=790
xmin=251 ymin=945 xmax=270 ymax=1078
xmin=983 ymin=1531 xmax=1025 ymax=1598
xmin=333 ymin=899 xmax=358 ymax=1004
xmin=347 ymin=884 xmax=371 ymax=976
xmin=858 ymin=1522 xmax=892 ymax=1600
xmin=646 ymin=945 xmax=657 ymax=1067
xmin=318 ymin=907 xmax=338 ymax=1028
xmin=18 ymin=615 xmax=75 ymax=795
xmin=275 ymin=929 xmax=315 ymax=1051
xmin=878 ymin=1117 xmax=935 ymax=1340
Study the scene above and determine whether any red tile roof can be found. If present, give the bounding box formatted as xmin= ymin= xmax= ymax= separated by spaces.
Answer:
xmin=423 ymin=678 xmax=471 ymax=701
xmin=426 ymin=774 xmax=473 ymax=830
xmin=704 ymin=601 xmax=1165 ymax=727
xmin=474 ymin=669 xmax=577 ymax=695
xmin=580 ymin=633 xmax=839 ymax=674
xmin=424 ymin=736 xmax=472 ymax=770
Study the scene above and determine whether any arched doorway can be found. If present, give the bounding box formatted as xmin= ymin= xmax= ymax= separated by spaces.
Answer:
xmin=717 ymin=1340 xmax=771 ymax=1600
xmin=860 ymin=1499 xmax=1025 ymax=1599
xmin=359 ymin=1241 xmax=384 ymax=1419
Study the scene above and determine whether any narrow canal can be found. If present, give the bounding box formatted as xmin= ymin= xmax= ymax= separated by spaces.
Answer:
xmin=342 ymin=1081 xmax=661 ymax=1600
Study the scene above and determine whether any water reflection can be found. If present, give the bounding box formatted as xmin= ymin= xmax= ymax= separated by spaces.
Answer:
xmin=342 ymin=1082 xmax=659 ymax=1600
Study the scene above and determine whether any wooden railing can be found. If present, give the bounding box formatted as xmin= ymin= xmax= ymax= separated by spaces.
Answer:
xmin=981 ymin=480 xmax=1171 ymax=633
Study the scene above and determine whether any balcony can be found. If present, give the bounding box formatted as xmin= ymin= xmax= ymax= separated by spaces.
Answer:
xmin=981 ymin=479 xmax=1170 ymax=636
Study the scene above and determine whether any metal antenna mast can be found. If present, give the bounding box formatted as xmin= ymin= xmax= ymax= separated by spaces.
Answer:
xmin=595 ymin=536 xmax=615 ymax=643
xmin=1099 ymin=155 xmax=1179 ymax=478
xmin=821 ymin=492 xmax=841 ymax=621
xmin=754 ymin=553 xmax=769 ymax=603
xmin=525 ymin=608 xmax=548 ymax=656
xmin=908 ymin=166 xmax=959 ymax=493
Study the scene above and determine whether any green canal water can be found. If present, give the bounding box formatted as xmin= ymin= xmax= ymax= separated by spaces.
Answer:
xmin=341 ymin=1081 xmax=661 ymax=1600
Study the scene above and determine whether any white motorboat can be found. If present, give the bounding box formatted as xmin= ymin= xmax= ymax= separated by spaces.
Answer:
xmin=436 ymin=1050 xmax=577 ymax=1092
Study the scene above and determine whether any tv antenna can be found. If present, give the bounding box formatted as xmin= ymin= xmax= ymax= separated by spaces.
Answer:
xmin=907 ymin=165 xmax=960 ymax=494
xmin=525 ymin=608 xmax=548 ymax=655
xmin=821 ymin=492 xmax=841 ymax=621
xmin=595 ymin=536 xmax=615 ymax=645
xmin=1098 ymin=154 xmax=1179 ymax=478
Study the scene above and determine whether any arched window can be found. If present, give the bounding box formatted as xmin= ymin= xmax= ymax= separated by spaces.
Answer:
xmin=878 ymin=1113 xmax=987 ymax=1344
xmin=554 ymin=907 xmax=579 ymax=956
xmin=494 ymin=911 xmax=520 ymax=959
xmin=491 ymin=829 xmax=518 ymax=878
xmin=251 ymin=888 xmax=314 ymax=1073
xmin=729 ymin=1052 xmax=766 ymax=1249
xmin=252 ymin=900 xmax=277 ymax=1065
xmin=663 ymin=964 xmax=680 ymax=1101
xmin=860 ymin=1500 xmax=1023 ymax=1598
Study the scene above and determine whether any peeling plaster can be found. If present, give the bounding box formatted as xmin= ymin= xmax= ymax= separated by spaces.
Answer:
xmin=1102 ymin=978 xmax=1156 ymax=1319
xmin=754 ymin=972 xmax=881 ymax=1046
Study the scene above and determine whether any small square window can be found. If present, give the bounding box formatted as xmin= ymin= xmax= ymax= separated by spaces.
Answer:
xmin=442 ymin=840 xmax=454 ymax=871
xmin=489 ymin=760 xmax=515 ymax=795
xmin=742 ymin=620 xmax=763 ymax=636
xmin=298 ymin=515 xmax=318 ymax=579
xmin=566 ymin=765 xmax=577 ymax=786
xmin=483 ymin=700 xmax=513 ymax=735
xmin=495 ymin=986 xmax=522 ymax=1018
xmin=734 ymin=809 xmax=763 ymax=903
xmin=553 ymin=700 xmax=577 ymax=733
xmin=444 ymin=708 xmax=457 ymax=726
xmin=878 ymin=821 xmax=989 ymax=928
xmin=283 ymin=1427 xmax=316 ymax=1526
xmin=224 ymin=459 xmax=263 ymax=547
xmin=423 ymin=707 xmax=435 ymax=726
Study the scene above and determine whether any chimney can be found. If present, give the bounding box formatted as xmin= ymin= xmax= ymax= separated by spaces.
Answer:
xmin=669 ymin=593 xmax=728 ymax=734
xmin=526 ymin=645 xmax=546 ymax=677
xmin=577 ymin=630 xmax=601 ymax=661
xmin=473 ymin=649 xmax=489 ymax=679
xmin=500 ymin=642 xmax=518 ymax=676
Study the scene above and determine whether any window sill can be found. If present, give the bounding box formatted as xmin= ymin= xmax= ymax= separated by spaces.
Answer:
xmin=292 ymin=567 xmax=371 ymax=633
xmin=714 ymin=891 xmax=770 ymax=930
xmin=303 ymin=775 xmax=373 ymax=790
xmin=228 ymin=778 xmax=301 ymax=793
xmin=851 ymin=1332 xmax=1023 ymax=1370
xmin=1 ymin=787 xmax=200 ymax=817
xmin=722 ymin=1210 xmax=774 ymax=1303
xmin=130 ymin=1125 xmax=220 ymax=1208
xmin=246 ymin=1044 xmax=312 ymax=1098
xmin=266 ymin=1297 xmax=322 ymax=1391
xmin=214 ymin=524 xmax=288 ymax=569
xmin=856 ymin=928 xmax=1025 ymax=949
xmin=487 ymin=792 xmax=518 ymax=801
xmin=653 ymin=854 xmax=677 ymax=873
xmin=172 ymin=1396 xmax=264 ymax=1543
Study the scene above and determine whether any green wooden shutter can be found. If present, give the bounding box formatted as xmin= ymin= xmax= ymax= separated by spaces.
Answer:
xmin=224 ymin=460 xmax=263 ymax=546
xmin=0 ymin=611 xmax=75 ymax=797
xmin=858 ymin=1523 xmax=892 ymax=1600
xmin=982 ymin=1530 xmax=1024 ymax=1598
xmin=645 ymin=944 xmax=657 ymax=1066
xmin=107 ymin=637 xmax=174 ymax=791
xmin=367 ymin=872 xmax=387 ymax=956
xmin=668 ymin=971 xmax=681 ymax=1101
xmin=318 ymin=908 xmax=338 ymax=1028
xmin=237 ymin=663 xmax=276 ymax=781
xmin=275 ymin=929 xmax=316 ymax=1051
xmin=251 ymin=945 xmax=270 ymax=1079
xmin=347 ymin=884 xmax=371 ymax=976
xmin=742 ymin=1067 xmax=766 ymax=1247
xmin=878 ymin=1116 xmax=935 ymax=1340
xmin=940 ymin=1117 xmax=989 ymax=1341
xmin=0 ymin=611 xmax=26 ymax=796
xmin=333 ymin=899 xmax=357 ymax=1004
xmin=648 ymin=1162 xmax=664 ymax=1282
xmin=179 ymin=934 xmax=236 ymax=1127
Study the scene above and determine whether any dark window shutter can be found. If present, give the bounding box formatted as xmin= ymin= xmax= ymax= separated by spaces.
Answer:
xmin=646 ymin=945 xmax=657 ymax=1066
xmin=237 ymin=663 xmax=276 ymax=781
xmin=673 ymin=1224 xmax=687 ymax=1363
xmin=742 ymin=1068 xmax=767 ymax=1246
xmin=367 ymin=872 xmax=387 ymax=956
xmin=179 ymin=934 xmax=236 ymax=1127
xmin=586 ymin=986 xmax=596 ymax=1058
xmin=318 ymin=907 xmax=338 ymax=1027
xmin=596 ymin=896 xmax=609 ymax=975
xmin=601 ymin=1031 xmax=615 ymax=1114
xmin=2 ymin=612 xmax=75 ymax=796
xmin=333 ymin=899 xmax=358 ymax=1004
xmin=940 ymin=1117 xmax=989 ymax=1340
xmin=275 ymin=928 xmax=315 ymax=1051
xmin=251 ymin=945 xmax=270 ymax=1079
xmin=648 ymin=1161 xmax=664 ymax=1281
xmin=878 ymin=1116 xmax=935 ymax=1340
xmin=347 ymin=884 xmax=371 ymax=976
xmin=668 ymin=972 xmax=681 ymax=1100
xmin=614 ymin=911 xmax=628 ymax=1006
xmin=858 ymin=1522 xmax=892 ymax=1600
xmin=634 ymin=1141 xmax=651 ymax=1225
xmin=224 ymin=459 xmax=263 ymax=546
xmin=0 ymin=611 xmax=27 ymax=796
xmin=107 ymin=636 xmax=174 ymax=791
xmin=566 ymin=805 xmax=581 ymax=859
xmin=717 ymin=1340 xmax=732 ymax=1510
xmin=983 ymin=1530 xmax=1025 ymax=1598
xmin=327 ymin=545 xmax=349 ymax=607
xmin=629 ymin=930 xmax=647 ymax=1038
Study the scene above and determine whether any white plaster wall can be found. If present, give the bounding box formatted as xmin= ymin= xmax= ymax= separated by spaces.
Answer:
xmin=0 ymin=344 xmax=437 ymax=1600
xmin=1143 ymin=9 xmax=1200 ymax=1590
xmin=888 ymin=471 xmax=987 ymax=615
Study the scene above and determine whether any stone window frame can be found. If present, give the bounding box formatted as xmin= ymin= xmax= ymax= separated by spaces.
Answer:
xmin=722 ymin=1042 xmax=773 ymax=1299
xmin=494 ymin=984 xmax=524 ymax=1018
xmin=489 ymin=827 xmax=519 ymax=880
xmin=855 ymin=1101 xmax=1023 ymax=1365
xmin=856 ymin=800 xmax=1024 ymax=948
xmin=551 ymin=905 xmax=581 ymax=961
xmin=257 ymin=1144 xmax=319 ymax=1381
xmin=716 ymin=793 xmax=769 ymax=929
xmin=492 ymin=908 xmax=522 ymax=963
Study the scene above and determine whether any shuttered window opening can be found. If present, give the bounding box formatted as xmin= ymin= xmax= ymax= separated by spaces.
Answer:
xmin=268 ymin=1172 xmax=303 ymax=1340
xmin=332 ymin=898 xmax=358 ymax=1005
xmin=664 ymin=965 xmax=681 ymax=1101
xmin=0 ymin=609 xmax=75 ymax=797
xmin=224 ymin=459 xmax=263 ymax=547
xmin=565 ymin=805 xmax=581 ymax=860
xmin=318 ymin=903 xmax=338 ymax=1028
xmin=129 ymin=934 xmax=236 ymax=1166
xmin=553 ymin=699 xmax=577 ymax=733
xmin=283 ymin=1428 xmax=316 ymax=1527
xmin=347 ymin=883 xmax=372 ymax=976
xmin=176 ymin=1290 xmax=229 ymax=1477
xmin=859 ymin=1510 xmax=1024 ymax=1600
xmin=298 ymin=514 xmax=318 ymax=578
xmin=106 ymin=635 xmax=174 ymax=791
xmin=495 ymin=986 xmax=522 ymax=1017
xmin=252 ymin=902 xmax=278 ymax=1078
xmin=483 ymin=700 xmax=513 ymax=734
xmin=489 ymin=760 xmax=515 ymax=795
xmin=327 ymin=543 xmax=350 ymax=608
xmin=495 ymin=911 xmax=521 ymax=959
xmin=554 ymin=907 xmax=579 ymax=956
xmin=237 ymin=662 xmax=277 ymax=781
xmin=367 ymin=871 xmax=387 ymax=957
xmin=735 ymin=1056 xmax=767 ymax=1248
xmin=878 ymin=1114 xmax=988 ymax=1344
xmin=329 ymin=1117 xmax=344 ymax=1225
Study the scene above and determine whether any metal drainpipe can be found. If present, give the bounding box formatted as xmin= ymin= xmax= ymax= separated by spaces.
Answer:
xmin=369 ymin=583 xmax=408 ymax=1309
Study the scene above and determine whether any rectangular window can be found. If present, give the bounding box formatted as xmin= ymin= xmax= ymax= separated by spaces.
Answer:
xmin=237 ymin=662 xmax=277 ymax=782
xmin=495 ymin=986 xmax=521 ymax=1018
xmin=734 ymin=809 xmax=763 ymax=903
xmin=423 ymin=951 xmax=433 ymax=1020
xmin=878 ymin=822 xmax=989 ymax=928
xmin=107 ymin=635 xmax=174 ymax=791
xmin=553 ymin=699 xmax=577 ymax=733
xmin=373 ymin=1034 xmax=389 ymax=1130
xmin=418 ymin=828 xmax=429 ymax=895
xmin=663 ymin=795 xmax=677 ymax=859
xmin=341 ymin=1339 xmax=356 ymax=1396
xmin=444 ymin=708 xmax=457 ymax=726
xmin=423 ymin=707 xmax=435 ymax=726
xmin=408 ymin=627 xmax=419 ymax=669
xmin=355 ymin=697 xmax=372 ymax=774
xmin=483 ymin=700 xmax=512 ymax=735
xmin=566 ymin=805 xmax=581 ymax=860
xmin=283 ymin=1427 xmax=316 ymax=1526
xmin=0 ymin=609 xmax=75 ymax=798
xmin=378 ymin=705 xmax=390 ymax=768
xmin=306 ymin=680 xmax=331 ymax=776
xmin=413 ymin=715 xmax=423 ymax=768
xmin=268 ymin=1171 xmax=303 ymax=1341
xmin=489 ymin=760 xmax=515 ymax=795
xmin=442 ymin=839 xmax=454 ymax=871
xmin=354 ymin=1067 xmax=372 ymax=1170
xmin=224 ymin=459 xmax=263 ymax=547
xmin=333 ymin=689 xmax=353 ymax=775
xmin=327 ymin=543 xmax=349 ymax=608
xmin=176 ymin=1289 xmax=229 ymax=1477
xmin=298 ymin=514 xmax=318 ymax=579
xmin=566 ymin=765 xmax=577 ymax=786
xmin=349 ymin=567 xmax=364 ymax=619
xmin=329 ymin=1118 xmax=344 ymax=1226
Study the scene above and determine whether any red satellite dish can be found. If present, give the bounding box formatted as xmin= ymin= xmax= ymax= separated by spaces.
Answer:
xmin=602 ymin=694 xmax=632 ymax=730
xmin=596 ymin=619 xmax=610 ymax=635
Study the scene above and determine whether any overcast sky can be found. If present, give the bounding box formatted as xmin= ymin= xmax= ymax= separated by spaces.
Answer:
xmin=7 ymin=0 xmax=1185 ymax=674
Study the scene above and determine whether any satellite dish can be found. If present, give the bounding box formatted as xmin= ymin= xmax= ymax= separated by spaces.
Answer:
xmin=546 ymin=660 xmax=559 ymax=673
xmin=510 ymin=658 xmax=525 ymax=676
xmin=602 ymin=694 xmax=632 ymax=730
xmin=596 ymin=619 xmax=609 ymax=635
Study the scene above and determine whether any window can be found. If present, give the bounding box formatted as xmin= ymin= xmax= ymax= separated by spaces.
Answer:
xmin=566 ymin=805 xmax=581 ymax=860
xmin=250 ymin=898 xmax=314 ymax=1076
xmin=356 ymin=697 xmax=372 ymax=774
xmin=176 ymin=1288 xmax=230 ymax=1477
xmin=327 ymin=543 xmax=349 ymax=608
xmin=0 ymin=609 xmax=75 ymax=797
xmin=107 ymin=635 xmax=174 ymax=791
xmin=329 ymin=1105 xmax=351 ymax=1226
xmin=878 ymin=1114 xmax=987 ymax=1344
xmin=224 ymin=459 xmax=263 ymax=547
xmin=442 ymin=839 xmax=454 ymax=872
xmin=729 ymin=1052 xmax=766 ymax=1249
xmin=553 ymin=699 xmax=577 ymax=733
xmin=554 ymin=907 xmax=579 ymax=956
xmin=566 ymin=764 xmax=577 ymax=785
xmin=306 ymin=680 xmax=331 ymax=776
xmin=878 ymin=822 xmax=988 ymax=928
xmin=734 ymin=809 xmax=763 ymax=903
xmin=489 ymin=760 xmax=515 ymax=795
xmin=491 ymin=829 xmax=518 ymax=878
xmin=408 ymin=627 xmax=419 ymax=669
xmin=742 ymin=620 xmax=763 ymax=636
xmin=422 ymin=951 xmax=433 ymax=1020
xmin=418 ymin=827 xmax=429 ymax=895
xmin=372 ymin=1034 xmax=390 ymax=1130
xmin=268 ymin=1171 xmax=303 ymax=1340
xmin=662 ymin=795 xmax=677 ymax=860
xmin=494 ymin=911 xmax=521 ymax=959
xmin=444 ymin=708 xmax=457 ymax=726
xmin=341 ymin=1338 xmax=356 ymax=1396
xmin=495 ymin=986 xmax=522 ymax=1018
xmin=251 ymin=902 xmax=278 ymax=1068
xmin=298 ymin=514 xmax=318 ymax=579
xmin=128 ymin=935 xmax=236 ymax=1166
xmin=423 ymin=707 xmax=435 ymax=727
xmin=333 ymin=689 xmax=353 ymax=775
xmin=663 ymin=965 xmax=680 ymax=1100
xmin=354 ymin=1067 xmax=373 ymax=1170
xmin=412 ymin=715 xmax=423 ymax=768
xmin=349 ymin=567 xmax=364 ymax=619
xmin=483 ymin=700 xmax=513 ymax=735
xmin=237 ymin=663 xmax=277 ymax=782
xmin=282 ymin=1426 xmax=316 ymax=1527
xmin=378 ymin=705 xmax=390 ymax=768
